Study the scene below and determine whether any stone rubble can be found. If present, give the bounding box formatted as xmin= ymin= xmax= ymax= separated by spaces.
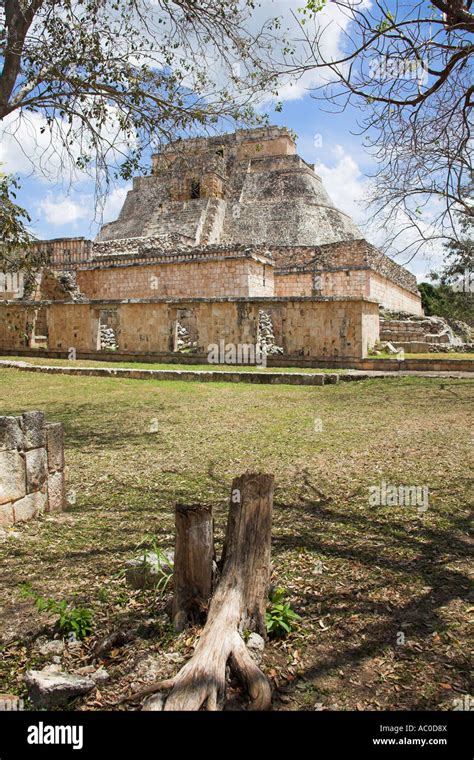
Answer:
xmin=257 ymin=310 xmax=284 ymax=356
xmin=246 ymin=632 xmax=265 ymax=663
xmin=175 ymin=321 xmax=197 ymax=352
xmin=35 ymin=639 xmax=65 ymax=658
xmin=380 ymin=311 xmax=474 ymax=352
xmin=99 ymin=324 xmax=118 ymax=351
xmin=56 ymin=271 xmax=87 ymax=302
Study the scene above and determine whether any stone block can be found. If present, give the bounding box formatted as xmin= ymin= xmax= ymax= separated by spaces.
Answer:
xmin=125 ymin=551 xmax=174 ymax=590
xmin=44 ymin=423 xmax=64 ymax=473
xmin=25 ymin=666 xmax=95 ymax=708
xmin=47 ymin=470 xmax=66 ymax=513
xmin=25 ymin=448 xmax=48 ymax=493
xmin=21 ymin=411 xmax=46 ymax=450
xmin=0 ymin=503 xmax=14 ymax=528
xmin=0 ymin=416 xmax=23 ymax=451
xmin=0 ymin=450 xmax=26 ymax=505
xmin=13 ymin=490 xmax=47 ymax=522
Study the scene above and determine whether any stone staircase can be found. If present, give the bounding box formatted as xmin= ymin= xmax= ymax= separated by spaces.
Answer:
xmin=142 ymin=198 xmax=227 ymax=247
xmin=143 ymin=201 xmax=208 ymax=243
xmin=379 ymin=315 xmax=468 ymax=352
xmin=199 ymin=199 xmax=226 ymax=245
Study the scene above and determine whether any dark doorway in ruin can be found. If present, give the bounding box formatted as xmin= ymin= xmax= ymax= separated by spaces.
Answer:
xmin=31 ymin=306 xmax=48 ymax=349
xmin=190 ymin=179 xmax=201 ymax=199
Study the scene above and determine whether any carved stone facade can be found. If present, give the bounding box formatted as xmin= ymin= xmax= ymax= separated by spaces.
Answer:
xmin=0 ymin=127 xmax=424 ymax=359
xmin=0 ymin=297 xmax=380 ymax=360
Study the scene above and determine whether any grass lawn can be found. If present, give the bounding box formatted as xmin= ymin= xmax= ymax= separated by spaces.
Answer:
xmin=0 ymin=368 xmax=471 ymax=711
xmin=0 ymin=355 xmax=349 ymax=373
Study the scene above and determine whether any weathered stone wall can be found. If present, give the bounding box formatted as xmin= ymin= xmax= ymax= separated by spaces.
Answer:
xmin=275 ymin=269 xmax=368 ymax=298
xmin=108 ymin=299 xmax=377 ymax=358
xmin=362 ymin=307 xmax=381 ymax=352
xmin=220 ymin=155 xmax=363 ymax=247
xmin=151 ymin=126 xmax=296 ymax=173
xmin=0 ymin=412 xmax=66 ymax=528
xmin=33 ymin=238 xmax=92 ymax=267
xmin=275 ymin=266 xmax=423 ymax=315
xmin=273 ymin=271 xmax=313 ymax=297
xmin=248 ymin=260 xmax=274 ymax=296
xmin=27 ymin=236 xmax=420 ymax=314
xmin=271 ymin=240 xmax=419 ymax=295
xmin=0 ymin=297 xmax=380 ymax=359
xmin=0 ymin=304 xmax=33 ymax=348
xmin=47 ymin=303 xmax=99 ymax=351
xmin=97 ymin=194 xmax=211 ymax=243
xmin=103 ymin=126 xmax=363 ymax=247
xmin=369 ymin=273 xmax=423 ymax=315
xmin=272 ymin=240 xmax=422 ymax=314
xmin=75 ymin=253 xmax=273 ymax=300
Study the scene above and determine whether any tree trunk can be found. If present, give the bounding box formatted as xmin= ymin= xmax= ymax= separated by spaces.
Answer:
xmin=123 ymin=473 xmax=274 ymax=711
xmin=172 ymin=504 xmax=214 ymax=632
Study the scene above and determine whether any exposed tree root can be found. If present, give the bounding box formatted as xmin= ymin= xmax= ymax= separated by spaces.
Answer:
xmin=119 ymin=473 xmax=274 ymax=711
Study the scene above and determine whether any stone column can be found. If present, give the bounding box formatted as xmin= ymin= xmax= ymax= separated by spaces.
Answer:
xmin=0 ymin=411 xmax=66 ymax=528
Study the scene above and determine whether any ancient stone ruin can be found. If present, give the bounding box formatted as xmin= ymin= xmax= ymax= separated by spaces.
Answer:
xmin=379 ymin=312 xmax=474 ymax=353
xmin=0 ymin=126 xmax=425 ymax=361
xmin=0 ymin=411 xmax=66 ymax=528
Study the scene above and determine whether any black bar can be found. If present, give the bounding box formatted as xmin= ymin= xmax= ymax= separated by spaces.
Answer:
xmin=0 ymin=710 xmax=471 ymax=758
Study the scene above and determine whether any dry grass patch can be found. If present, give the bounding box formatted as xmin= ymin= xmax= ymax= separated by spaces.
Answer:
xmin=0 ymin=368 xmax=471 ymax=711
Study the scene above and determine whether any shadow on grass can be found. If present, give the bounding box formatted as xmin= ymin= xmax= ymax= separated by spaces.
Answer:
xmin=271 ymin=477 xmax=471 ymax=709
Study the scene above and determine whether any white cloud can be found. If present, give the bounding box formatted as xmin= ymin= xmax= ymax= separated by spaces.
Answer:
xmin=0 ymin=111 xmax=87 ymax=183
xmin=247 ymin=0 xmax=375 ymax=105
xmin=261 ymin=2 xmax=352 ymax=102
xmin=102 ymin=186 xmax=129 ymax=223
xmin=0 ymin=104 xmax=136 ymax=186
xmin=33 ymin=182 xmax=130 ymax=233
xmin=37 ymin=194 xmax=91 ymax=226
xmin=126 ymin=0 xmax=353 ymax=111
xmin=314 ymin=143 xmax=368 ymax=222
xmin=311 ymin=143 xmax=444 ymax=280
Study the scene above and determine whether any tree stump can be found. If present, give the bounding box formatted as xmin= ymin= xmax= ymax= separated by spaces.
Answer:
xmin=172 ymin=504 xmax=214 ymax=632
xmin=124 ymin=473 xmax=274 ymax=711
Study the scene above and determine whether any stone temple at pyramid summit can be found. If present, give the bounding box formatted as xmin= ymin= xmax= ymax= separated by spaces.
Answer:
xmin=0 ymin=126 xmax=423 ymax=362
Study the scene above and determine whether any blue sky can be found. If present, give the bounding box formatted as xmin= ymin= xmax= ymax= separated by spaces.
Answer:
xmin=0 ymin=0 xmax=445 ymax=281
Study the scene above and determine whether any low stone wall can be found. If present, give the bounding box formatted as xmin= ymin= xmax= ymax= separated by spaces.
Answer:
xmin=0 ymin=296 xmax=380 ymax=359
xmin=0 ymin=412 xmax=66 ymax=528
xmin=0 ymin=351 xmax=472 ymax=372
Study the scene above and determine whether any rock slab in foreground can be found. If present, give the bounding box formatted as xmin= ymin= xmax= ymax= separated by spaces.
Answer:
xmin=125 ymin=550 xmax=174 ymax=590
xmin=25 ymin=666 xmax=95 ymax=707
